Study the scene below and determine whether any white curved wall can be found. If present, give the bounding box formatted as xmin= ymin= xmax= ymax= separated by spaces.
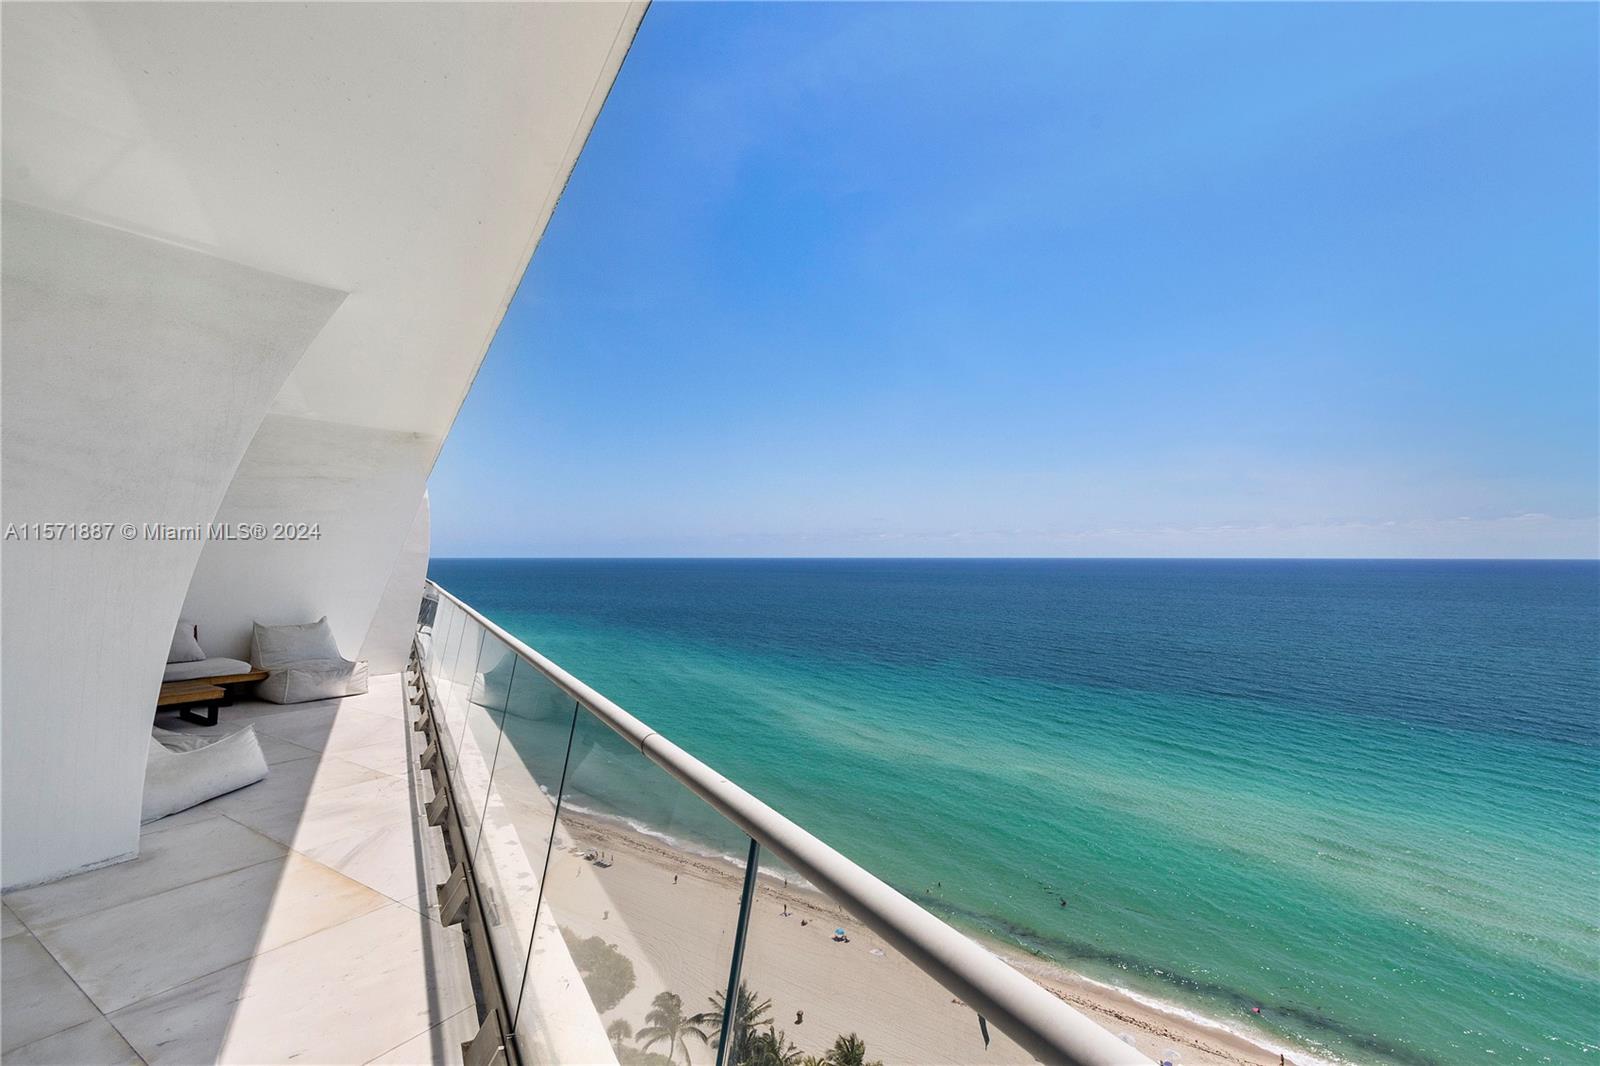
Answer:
xmin=0 ymin=202 xmax=344 ymax=887
xmin=180 ymin=417 xmax=436 ymax=668
xmin=361 ymin=493 xmax=433 ymax=675
xmin=1 ymin=1 xmax=645 ymax=887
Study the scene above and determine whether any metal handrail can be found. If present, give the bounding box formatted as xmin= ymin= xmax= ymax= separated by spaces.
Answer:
xmin=427 ymin=579 xmax=1151 ymax=1066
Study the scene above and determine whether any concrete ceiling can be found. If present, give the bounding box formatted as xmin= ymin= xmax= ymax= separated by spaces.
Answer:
xmin=2 ymin=1 xmax=646 ymax=437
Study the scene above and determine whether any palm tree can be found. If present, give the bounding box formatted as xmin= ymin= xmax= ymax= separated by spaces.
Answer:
xmin=822 ymin=1034 xmax=882 ymax=1066
xmin=741 ymin=1028 xmax=803 ymax=1066
xmin=695 ymin=982 xmax=773 ymax=1063
xmin=606 ymin=1019 xmax=633 ymax=1054
xmin=637 ymin=991 xmax=711 ymax=1065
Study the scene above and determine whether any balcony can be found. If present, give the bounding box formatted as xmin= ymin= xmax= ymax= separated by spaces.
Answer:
xmin=0 ymin=587 xmax=1146 ymax=1065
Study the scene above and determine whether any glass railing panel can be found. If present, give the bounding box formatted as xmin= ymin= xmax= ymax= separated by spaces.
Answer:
xmin=466 ymin=660 xmax=579 ymax=1056
xmin=509 ymin=705 xmax=752 ymax=1066
xmin=449 ymin=628 xmax=517 ymax=862
xmin=415 ymin=593 xmax=439 ymax=669
xmin=733 ymin=877 xmax=1039 ymax=1065
xmin=422 ymin=597 xmax=441 ymax=680
xmin=438 ymin=618 xmax=484 ymax=767
xmin=430 ymin=597 xmax=456 ymax=680
xmin=430 ymin=600 xmax=463 ymax=694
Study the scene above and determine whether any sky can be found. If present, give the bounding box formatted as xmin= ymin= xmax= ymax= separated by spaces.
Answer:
xmin=429 ymin=2 xmax=1599 ymax=559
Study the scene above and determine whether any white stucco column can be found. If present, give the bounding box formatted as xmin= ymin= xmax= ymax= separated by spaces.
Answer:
xmin=0 ymin=202 xmax=344 ymax=888
xmin=361 ymin=491 xmax=433 ymax=675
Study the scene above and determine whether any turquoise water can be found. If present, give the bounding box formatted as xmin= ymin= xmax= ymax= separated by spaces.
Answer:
xmin=429 ymin=559 xmax=1599 ymax=1065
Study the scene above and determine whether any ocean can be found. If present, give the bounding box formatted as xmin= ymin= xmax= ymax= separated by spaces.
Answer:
xmin=427 ymin=558 xmax=1599 ymax=1065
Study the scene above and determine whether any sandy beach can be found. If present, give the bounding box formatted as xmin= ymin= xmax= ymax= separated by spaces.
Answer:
xmin=551 ymin=812 xmax=1313 ymax=1066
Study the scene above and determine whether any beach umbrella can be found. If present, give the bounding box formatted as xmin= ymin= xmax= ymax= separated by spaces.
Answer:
xmin=834 ymin=928 xmax=846 ymax=936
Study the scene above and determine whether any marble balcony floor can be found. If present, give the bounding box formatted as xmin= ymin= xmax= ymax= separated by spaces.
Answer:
xmin=2 ymin=673 xmax=478 ymax=1065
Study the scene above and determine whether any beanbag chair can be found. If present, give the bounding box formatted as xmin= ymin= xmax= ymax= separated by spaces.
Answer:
xmin=142 ymin=726 xmax=268 ymax=823
xmin=251 ymin=616 xmax=370 ymax=704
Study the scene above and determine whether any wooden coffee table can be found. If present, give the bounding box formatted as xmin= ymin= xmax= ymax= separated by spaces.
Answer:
xmin=157 ymin=680 xmax=227 ymax=726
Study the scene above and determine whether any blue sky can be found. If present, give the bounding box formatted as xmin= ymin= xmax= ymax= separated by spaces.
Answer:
xmin=430 ymin=2 xmax=1598 ymax=558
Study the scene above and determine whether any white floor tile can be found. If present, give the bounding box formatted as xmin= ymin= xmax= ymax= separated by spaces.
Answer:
xmin=342 ymin=674 xmax=410 ymax=721
xmin=364 ymin=1006 xmax=478 ymax=1065
xmin=3 ymin=901 xmax=26 ymax=939
xmin=255 ymin=733 xmax=319 ymax=766
xmin=110 ymin=903 xmax=473 ymax=1066
xmin=336 ymin=735 xmax=415 ymax=777
xmin=222 ymin=769 xmax=410 ymax=851
xmin=137 ymin=804 xmax=225 ymax=838
xmin=35 ymin=854 xmax=389 ymax=1013
xmin=6 ymin=818 xmax=284 ymax=930
xmin=255 ymin=707 xmax=408 ymax=757
xmin=200 ymin=753 xmax=388 ymax=834
xmin=1 ymin=934 xmax=100 ymax=1052
xmin=294 ymin=801 xmax=452 ymax=908
xmin=5 ymin=1016 xmax=143 ymax=1065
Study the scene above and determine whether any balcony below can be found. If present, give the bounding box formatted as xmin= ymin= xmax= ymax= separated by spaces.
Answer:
xmin=1 ymin=674 xmax=473 ymax=1065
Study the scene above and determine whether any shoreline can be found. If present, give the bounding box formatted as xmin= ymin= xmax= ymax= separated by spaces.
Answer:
xmin=559 ymin=808 xmax=1333 ymax=1066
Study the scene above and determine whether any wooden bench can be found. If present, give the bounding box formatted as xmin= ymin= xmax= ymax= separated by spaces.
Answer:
xmin=200 ymin=669 xmax=270 ymax=688
xmin=157 ymin=670 xmax=269 ymax=726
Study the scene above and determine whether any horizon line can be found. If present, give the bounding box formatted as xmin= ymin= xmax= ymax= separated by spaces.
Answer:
xmin=426 ymin=555 xmax=1600 ymax=563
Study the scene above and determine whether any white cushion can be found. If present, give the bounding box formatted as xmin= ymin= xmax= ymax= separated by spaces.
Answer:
xmin=142 ymin=727 xmax=268 ymax=823
xmin=162 ymin=656 xmax=253 ymax=683
xmin=151 ymin=727 xmax=220 ymax=753
xmin=251 ymin=616 xmax=341 ymax=669
xmin=257 ymin=657 xmax=370 ymax=704
xmin=167 ymin=620 xmax=205 ymax=664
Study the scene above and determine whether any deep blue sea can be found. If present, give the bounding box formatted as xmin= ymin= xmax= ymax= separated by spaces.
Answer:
xmin=428 ymin=558 xmax=1599 ymax=1065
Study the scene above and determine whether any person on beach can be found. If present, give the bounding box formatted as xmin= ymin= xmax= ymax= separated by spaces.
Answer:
xmin=673 ymin=874 xmax=678 ymax=884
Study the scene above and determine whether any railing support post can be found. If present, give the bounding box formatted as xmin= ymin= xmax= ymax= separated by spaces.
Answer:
xmin=715 ymin=837 xmax=761 ymax=1066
